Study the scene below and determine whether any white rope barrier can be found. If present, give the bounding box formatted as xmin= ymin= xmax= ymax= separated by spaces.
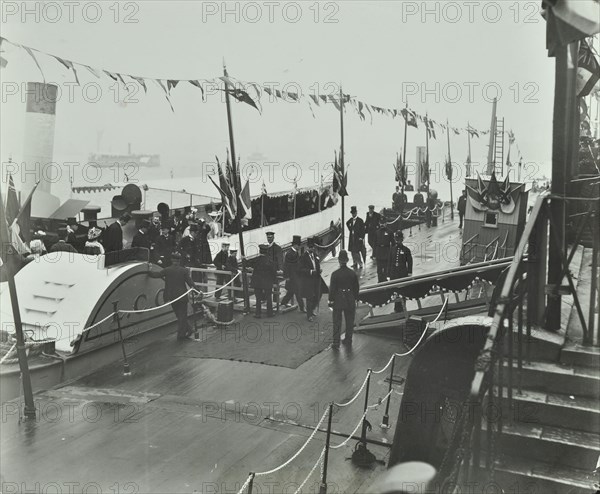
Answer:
xmin=119 ymin=288 xmax=194 ymax=314
xmin=192 ymin=272 xmax=241 ymax=297
xmin=314 ymin=233 xmax=342 ymax=250
xmin=0 ymin=343 xmax=17 ymax=365
xmin=254 ymin=408 xmax=329 ymax=477
xmin=293 ymin=447 xmax=326 ymax=494
xmin=333 ymin=370 xmax=372 ymax=408
xmin=236 ymin=475 xmax=253 ymax=494
xmin=80 ymin=311 xmax=121 ymax=334
xmin=371 ymin=354 xmax=395 ymax=375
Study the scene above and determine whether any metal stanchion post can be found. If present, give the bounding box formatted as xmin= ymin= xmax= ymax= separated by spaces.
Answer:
xmin=112 ymin=302 xmax=131 ymax=376
xmin=247 ymin=473 xmax=255 ymax=494
xmin=381 ymin=356 xmax=395 ymax=428
xmin=319 ymin=403 xmax=334 ymax=494
xmin=351 ymin=370 xmax=376 ymax=467
xmin=192 ymin=290 xmax=199 ymax=340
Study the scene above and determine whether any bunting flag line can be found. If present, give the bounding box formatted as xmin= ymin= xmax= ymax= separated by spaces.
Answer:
xmin=261 ymin=181 xmax=268 ymax=196
xmin=401 ymin=108 xmax=418 ymax=128
xmin=425 ymin=116 xmax=436 ymax=139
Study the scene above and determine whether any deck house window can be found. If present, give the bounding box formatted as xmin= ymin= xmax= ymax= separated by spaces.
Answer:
xmin=484 ymin=212 xmax=498 ymax=227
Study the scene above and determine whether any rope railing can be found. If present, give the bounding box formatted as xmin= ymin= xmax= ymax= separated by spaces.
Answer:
xmin=293 ymin=447 xmax=326 ymax=494
xmin=385 ymin=203 xmax=446 ymax=226
xmin=313 ymin=233 xmax=342 ymax=250
xmin=333 ymin=370 xmax=372 ymax=407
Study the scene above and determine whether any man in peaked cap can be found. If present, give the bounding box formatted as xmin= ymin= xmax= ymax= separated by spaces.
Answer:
xmin=154 ymin=219 xmax=176 ymax=266
xmin=328 ymin=249 xmax=359 ymax=348
xmin=364 ymin=205 xmax=382 ymax=260
xmin=148 ymin=251 xmax=199 ymax=341
xmin=280 ymin=235 xmax=305 ymax=312
xmin=388 ymin=230 xmax=412 ymax=313
xmin=251 ymin=244 xmax=277 ymax=318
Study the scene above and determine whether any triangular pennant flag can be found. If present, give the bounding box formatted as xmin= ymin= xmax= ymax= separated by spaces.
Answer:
xmin=104 ymin=70 xmax=118 ymax=82
xmin=5 ymin=173 xmax=19 ymax=227
xmin=309 ymin=94 xmax=320 ymax=105
xmin=84 ymin=65 xmax=101 ymax=78
xmin=154 ymin=79 xmax=174 ymax=112
xmin=188 ymin=80 xmax=204 ymax=99
xmin=131 ymin=75 xmax=147 ymax=93
xmin=167 ymin=80 xmax=179 ymax=91
xmin=54 ymin=56 xmax=80 ymax=85
xmin=23 ymin=46 xmax=45 ymax=81
xmin=401 ymin=108 xmax=418 ymax=128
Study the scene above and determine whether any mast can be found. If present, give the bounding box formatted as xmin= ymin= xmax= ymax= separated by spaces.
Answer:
xmin=339 ymin=85 xmax=346 ymax=250
xmin=466 ymin=121 xmax=472 ymax=178
xmin=486 ymin=98 xmax=497 ymax=175
xmin=425 ymin=113 xmax=430 ymax=193
xmin=222 ymin=63 xmax=250 ymax=313
xmin=446 ymin=119 xmax=454 ymax=220
xmin=401 ymin=101 xmax=408 ymax=217
xmin=0 ymin=189 xmax=36 ymax=419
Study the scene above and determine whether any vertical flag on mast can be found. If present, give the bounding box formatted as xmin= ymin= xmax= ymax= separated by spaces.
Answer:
xmin=332 ymin=150 xmax=348 ymax=196
xmin=5 ymin=173 xmax=19 ymax=226
xmin=238 ymin=180 xmax=252 ymax=219
xmin=14 ymin=181 xmax=38 ymax=243
xmin=396 ymin=152 xmax=407 ymax=185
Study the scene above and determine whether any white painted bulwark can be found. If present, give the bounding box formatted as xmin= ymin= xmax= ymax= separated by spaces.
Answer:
xmin=0 ymin=253 xmax=173 ymax=354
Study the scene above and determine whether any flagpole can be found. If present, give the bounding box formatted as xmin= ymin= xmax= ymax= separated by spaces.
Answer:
xmin=318 ymin=175 xmax=322 ymax=212
xmin=293 ymin=180 xmax=297 ymax=220
xmin=401 ymin=101 xmax=408 ymax=219
xmin=0 ymin=189 xmax=36 ymax=419
xmin=339 ymin=85 xmax=345 ymax=251
xmin=467 ymin=121 xmax=472 ymax=178
xmin=446 ymin=119 xmax=454 ymax=220
xmin=223 ymin=63 xmax=250 ymax=313
xmin=261 ymin=188 xmax=265 ymax=227
xmin=425 ymin=113 xmax=430 ymax=194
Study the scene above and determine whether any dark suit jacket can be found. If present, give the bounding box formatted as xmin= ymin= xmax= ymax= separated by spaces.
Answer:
xmin=346 ymin=217 xmax=365 ymax=252
xmin=457 ymin=195 xmax=467 ymax=214
xmin=329 ymin=265 xmax=359 ymax=310
xmin=154 ymin=234 xmax=175 ymax=266
xmin=103 ymin=221 xmax=123 ymax=252
xmin=213 ymin=250 xmax=229 ymax=270
xmin=132 ymin=231 xmax=152 ymax=250
xmin=375 ymin=227 xmax=394 ymax=261
xmin=49 ymin=241 xmax=78 ymax=254
xmin=251 ymin=255 xmax=277 ymax=289
xmin=148 ymin=265 xmax=194 ymax=303
xmin=267 ymin=243 xmax=283 ymax=271
xmin=388 ymin=243 xmax=413 ymax=279
xmin=299 ymin=251 xmax=328 ymax=298
xmin=365 ymin=212 xmax=381 ymax=235
xmin=283 ymin=247 xmax=302 ymax=280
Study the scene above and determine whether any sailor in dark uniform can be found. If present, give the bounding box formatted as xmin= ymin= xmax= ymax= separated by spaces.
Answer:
xmin=265 ymin=231 xmax=284 ymax=303
xmin=212 ymin=242 xmax=230 ymax=299
xmin=457 ymin=189 xmax=467 ymax=229
xmin=364 ymin=205 xmax=381 ymax=259
xmin=328 ymin=250 xmax=359 ymax=348
xmin=251 ymin=244 xmax=277 ymax=318
xmin=375 ymin=218 xmax=394 ymax=282
xmin=147 ymin=252 xmax=198 ymax=340
xmin=280 ymin=235 xmax=305 ymax=311
xmin=388 ymin=231 xmax=413 ymax=313
xmin=131 ymin=219 xmax=152 ymax=251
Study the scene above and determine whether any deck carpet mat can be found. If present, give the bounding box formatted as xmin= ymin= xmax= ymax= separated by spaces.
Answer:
xmin=174 ymin=301 xmax=371 ymax=368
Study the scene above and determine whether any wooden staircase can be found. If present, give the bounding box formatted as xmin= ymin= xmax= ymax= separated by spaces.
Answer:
xmin=476 ymin=247 xmax=600 ymax=493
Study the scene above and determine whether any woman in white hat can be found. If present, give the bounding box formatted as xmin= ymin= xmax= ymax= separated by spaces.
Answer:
xmin=83 ymin=227 xmax=105 ymax=255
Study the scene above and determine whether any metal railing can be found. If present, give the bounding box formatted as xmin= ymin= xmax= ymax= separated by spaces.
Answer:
xmin=434 ymin=192 xmax=599 ymax=491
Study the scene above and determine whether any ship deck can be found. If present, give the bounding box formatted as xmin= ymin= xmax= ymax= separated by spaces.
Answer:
xmin=0 ymin=218 xmax=467 ymax=493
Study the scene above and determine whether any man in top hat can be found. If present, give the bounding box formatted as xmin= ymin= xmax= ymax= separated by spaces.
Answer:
xmin=280 ymin=235 xmax=305 ymax=312
xmin=364 ymin=205 xmax=382 ymax=260
xmin=104 ymin=213 xmax=131 ymax=252
xmin=346 ymin=206 xmax=366 ymax=268
xmin=299 ymin=237 xmax=327 ymax=322
xmin=132 ymin=219 xmax=152 ymax=251
xmin=388 ymin=230 xmax=412 ymax=313
xmin=375 ymin=218 xmax=394 ymax=282
xmin=154 ymin=221 xmax=176 ymax=266
xmin=212 ymin=242 xmax=230 ymax=299
xmin=147 ymin=251 xmax=199 ymax=341
xmin=251 ymin=244 xmax=277 ymax=318
xmin=328 ymin=250 xmax=359 ymax=348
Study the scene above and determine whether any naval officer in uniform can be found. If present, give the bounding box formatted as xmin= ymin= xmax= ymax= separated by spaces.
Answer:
xmin=388 ymin=231 xmax=412 ymax=313
xmin=375 ymin=218 xmax=394 ymax=282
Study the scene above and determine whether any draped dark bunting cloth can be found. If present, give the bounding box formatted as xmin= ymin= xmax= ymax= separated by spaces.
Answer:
xmin=358 ymin=259 xmax=511 ymax=308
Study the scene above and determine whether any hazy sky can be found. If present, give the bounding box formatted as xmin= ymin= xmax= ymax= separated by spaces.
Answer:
xmin=1 ymin=0 xmax=556 ymax=209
